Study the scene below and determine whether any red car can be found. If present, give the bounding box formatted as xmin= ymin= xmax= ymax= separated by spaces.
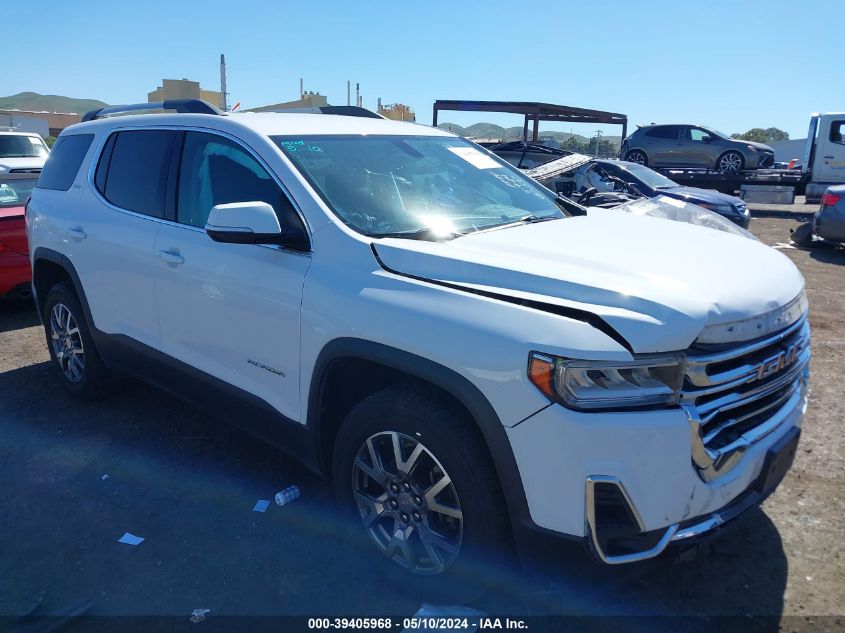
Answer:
xmin=0 ymin=175 xmax=36 ymax=300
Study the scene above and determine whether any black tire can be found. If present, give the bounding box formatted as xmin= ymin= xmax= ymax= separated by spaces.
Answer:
xmin=43 ymin=281 xmax=112 ymax=400
xmin=717 ymin=150 xmax=745 ymax=174
xmin=624 ymin=149 xmax=648 ymax=166
xmin=332 ymin=385 xmax=512 ymax=601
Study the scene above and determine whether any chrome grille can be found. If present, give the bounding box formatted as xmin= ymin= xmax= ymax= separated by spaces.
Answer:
xmin=682 ymin=315 xmax=810 ymax=454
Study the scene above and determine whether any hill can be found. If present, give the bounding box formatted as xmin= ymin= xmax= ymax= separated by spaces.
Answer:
xmin=437 ymin=122 xmax=620 ymax=147
xmin=0 ymin=92 xmax=108 ymax=114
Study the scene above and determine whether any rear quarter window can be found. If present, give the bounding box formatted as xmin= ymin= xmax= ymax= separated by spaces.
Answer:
xmin=98 ymin=130 xmax=175 ymax=218
xmin=36 ymin=134 xmax=94 ymax=191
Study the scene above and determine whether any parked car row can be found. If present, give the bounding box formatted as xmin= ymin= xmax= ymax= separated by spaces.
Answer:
xmin=0 ymin=130 xmax=47 ymax=301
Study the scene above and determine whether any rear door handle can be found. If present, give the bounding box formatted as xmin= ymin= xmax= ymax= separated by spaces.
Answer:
xmin=66 ymin=226 xmax=87 ymax=241
xmin=158 ymin=249 xmax=185 ymax=266
xmin=824 ymin=155 xmax=834 ymax=159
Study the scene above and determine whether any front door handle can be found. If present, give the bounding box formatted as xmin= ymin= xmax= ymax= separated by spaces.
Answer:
xmin=158 ymin=249 xmax=185 ymax=266
xmin=824 ymin=155 xmax=834 ymax=159
xmin=66 ymin=226 xmax=87 ymax=241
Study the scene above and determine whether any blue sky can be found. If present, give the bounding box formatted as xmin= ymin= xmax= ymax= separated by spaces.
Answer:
xmin=3 ymin=0 xmax=843 ymax=139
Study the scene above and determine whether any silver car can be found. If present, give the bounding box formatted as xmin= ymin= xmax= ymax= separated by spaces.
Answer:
xmin=620 ymin=124 xmax=775 ymax=173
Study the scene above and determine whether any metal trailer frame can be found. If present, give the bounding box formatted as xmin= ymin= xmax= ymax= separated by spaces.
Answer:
xmin=653 ymin=167 xmax=808 ymax=196
xmin=432 ymin=100 xmax=628 ymax=143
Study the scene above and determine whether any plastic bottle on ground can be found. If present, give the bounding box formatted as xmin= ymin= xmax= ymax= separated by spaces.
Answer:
xmin=275 ymin=485 xmax=300 ymax=506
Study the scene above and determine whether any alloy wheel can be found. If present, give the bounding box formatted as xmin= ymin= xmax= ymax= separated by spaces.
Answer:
xmin=50 ymin=303 xmax=85 ymax=382
xmin=351 ymin=431 xmax=463 ymax=575
xmin=718 ymin=152 xmax=743 ymax=173
xmin=627 ymin=151 xmax=646 ymax=165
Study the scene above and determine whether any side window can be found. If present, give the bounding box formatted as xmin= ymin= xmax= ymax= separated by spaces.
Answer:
xmin=177 ymin=132 xmax=303 ymax=233
xmin=646 ymin=126 xmax=679 ymax=140
xmin=686 ymin=128 xmax=709 ymax=142
xmin=100 ymin=130 xmax=175 ymax=218
xmin=36 ymin=134 xmax=94 ymax=191
xmin=830 ymin=121 xmax=845 ymax=145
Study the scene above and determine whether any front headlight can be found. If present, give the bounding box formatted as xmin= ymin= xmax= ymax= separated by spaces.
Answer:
xmin=528 ymin=352 xmax=685 ymax=410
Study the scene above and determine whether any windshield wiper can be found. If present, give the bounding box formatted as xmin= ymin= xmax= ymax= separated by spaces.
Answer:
xmin=371 ymin=227 xmax=461 ymax=241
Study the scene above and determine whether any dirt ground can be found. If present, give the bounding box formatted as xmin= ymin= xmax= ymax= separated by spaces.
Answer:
xmin=1 ymin=199 xmax=843 ymax=630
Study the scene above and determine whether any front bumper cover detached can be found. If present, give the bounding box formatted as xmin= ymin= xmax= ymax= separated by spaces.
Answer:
xmin=584 ymin=425 xmax=800 ymax=564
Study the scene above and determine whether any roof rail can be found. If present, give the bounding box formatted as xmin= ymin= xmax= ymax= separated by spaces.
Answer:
xmin=248 ymin=105 xmax=383 ymax=119
xmin=82 ymin=99 xmax=222 ymax=122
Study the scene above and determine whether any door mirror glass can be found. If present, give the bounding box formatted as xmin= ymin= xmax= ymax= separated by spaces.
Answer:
xmin=206 ymin=201 xmax=290 ymax=245
xmin=701 ymin=134 xmax=712 ymax=143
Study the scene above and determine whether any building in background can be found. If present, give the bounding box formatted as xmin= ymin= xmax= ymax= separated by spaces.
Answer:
xmin=247 ymin=91 xmax=329 ymax=113
xmin=0 ymin=109 xmax=81 ymax=137
xmin=377 ymin=101 xmax=415 ymax=122
xmin=148 ymin=79 xmax=221 ymax=107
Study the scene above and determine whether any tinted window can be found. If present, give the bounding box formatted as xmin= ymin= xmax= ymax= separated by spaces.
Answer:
xmin=102 ymin=130 xmax=175 ymax=217
xmin=645 ymin=126 xmax=680 ymax=140
xmin=36 ymin=134 xmax=94 ymax=191
xmin=177 ymin=132 xmax=302 ymax=232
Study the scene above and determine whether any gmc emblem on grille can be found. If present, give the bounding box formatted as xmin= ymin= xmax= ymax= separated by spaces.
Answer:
xmin=754 ymin=343 xmax=801 ymax=381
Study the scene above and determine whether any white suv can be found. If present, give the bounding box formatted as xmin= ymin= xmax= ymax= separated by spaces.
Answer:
xmin=27 ymin=100 xmax=810 ymax=581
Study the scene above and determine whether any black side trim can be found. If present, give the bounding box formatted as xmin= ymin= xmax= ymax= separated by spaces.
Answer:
xmin=32 ymin=247 xmax=94 ymax=326
xmin=91 ymin=332 xmax=321 ymax=474
xmin=369 ymin=244 xmax=634 ymax=354
xmin=307 ymin=337 xmax=571 ymax=559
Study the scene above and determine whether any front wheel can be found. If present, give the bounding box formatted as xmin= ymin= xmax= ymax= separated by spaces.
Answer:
xmin=717 ymin=151 xmax=745 ymax=174
xmin=332 ymin=386 xmax=511 ymax=596
xmin=625 ymin=150 xmax=648 ymax=166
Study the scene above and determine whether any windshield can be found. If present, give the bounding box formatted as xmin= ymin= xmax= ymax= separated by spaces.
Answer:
xmin=615 ymin=162 xmax=679 ymax=190
xmin=274 ymin=135 xmax=563 ymax=238
xmin=0 ymin=135 xmax=49 ymax=158
xmin=702 ymin=126 xmax=730 ymax=140
xmin=0 ymin=178 xmax=37 ymax=208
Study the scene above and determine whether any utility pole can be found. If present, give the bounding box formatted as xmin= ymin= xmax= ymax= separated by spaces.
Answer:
xmin=356 ymin=83 xmax=360 ymax=108
xmin=300 ymin=78 xmax=304 ymax=98
xmin=594 ymin=129 xmax=603 ymax=157
xmin=347 ymin=80 xmax=351 ymax=106
xmin=219 ymin=54 xmax=228 ymax=112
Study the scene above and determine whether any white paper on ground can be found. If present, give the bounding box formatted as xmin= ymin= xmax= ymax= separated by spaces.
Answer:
xmin=252 ymin=499 xmax=270 ymax=512
xmin=118 ymin=532 xmax=145 ymax=545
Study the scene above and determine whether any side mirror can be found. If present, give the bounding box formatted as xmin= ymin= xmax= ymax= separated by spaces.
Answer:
xmin=701 ymin=135 xmax=712 ymax=143
xmin=205 ymin=202 xmax=306 ymax=249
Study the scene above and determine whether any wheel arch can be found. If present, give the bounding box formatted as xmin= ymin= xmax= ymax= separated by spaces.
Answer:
xmin=716 ymin=149 xmax=746 ymax=172
xmin=308 ymin=338 xmax=533 ymax=533
xmin=32 ymin=248 xmax=93 ymax=326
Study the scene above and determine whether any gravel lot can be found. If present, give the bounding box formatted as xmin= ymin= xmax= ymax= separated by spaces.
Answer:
xmin=1 ymin=199 xmax=843 ymax=629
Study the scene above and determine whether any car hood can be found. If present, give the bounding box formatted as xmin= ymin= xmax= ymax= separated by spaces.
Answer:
xmin=662 ymin=186 xmax=744 ymax=207
xmin=741 ymin=140 xmax=774 ymax=152
xmin=0 ymin=156 xmax=46 ymax=174
xmin=373 ymin=212 xmax=804 ymax=354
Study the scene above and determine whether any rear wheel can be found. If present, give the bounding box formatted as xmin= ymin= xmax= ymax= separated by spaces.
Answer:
xmin=625 ymin=150 xmax=648 ymax=166
xmin=333 ymin=386 xmax=511 ymax=598
xmin=717 ymin=151 xmax=744 ymax=174
xmin=43 ymin=282 xmax=111 ymax=400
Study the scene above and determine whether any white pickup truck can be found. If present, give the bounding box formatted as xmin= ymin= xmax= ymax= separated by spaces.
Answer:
xmin=26 ymin=100 xmax=810 ymax=586
xmin=804 ymin=112 xmax=845 ymax=202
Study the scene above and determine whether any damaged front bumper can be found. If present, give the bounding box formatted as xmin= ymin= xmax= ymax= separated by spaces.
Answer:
xmin=584 ymin=423 xmax=800 ymax=564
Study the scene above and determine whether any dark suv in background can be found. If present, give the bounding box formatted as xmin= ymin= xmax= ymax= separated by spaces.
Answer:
xmin=621 ymin=124 xmax=775 ymax=173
